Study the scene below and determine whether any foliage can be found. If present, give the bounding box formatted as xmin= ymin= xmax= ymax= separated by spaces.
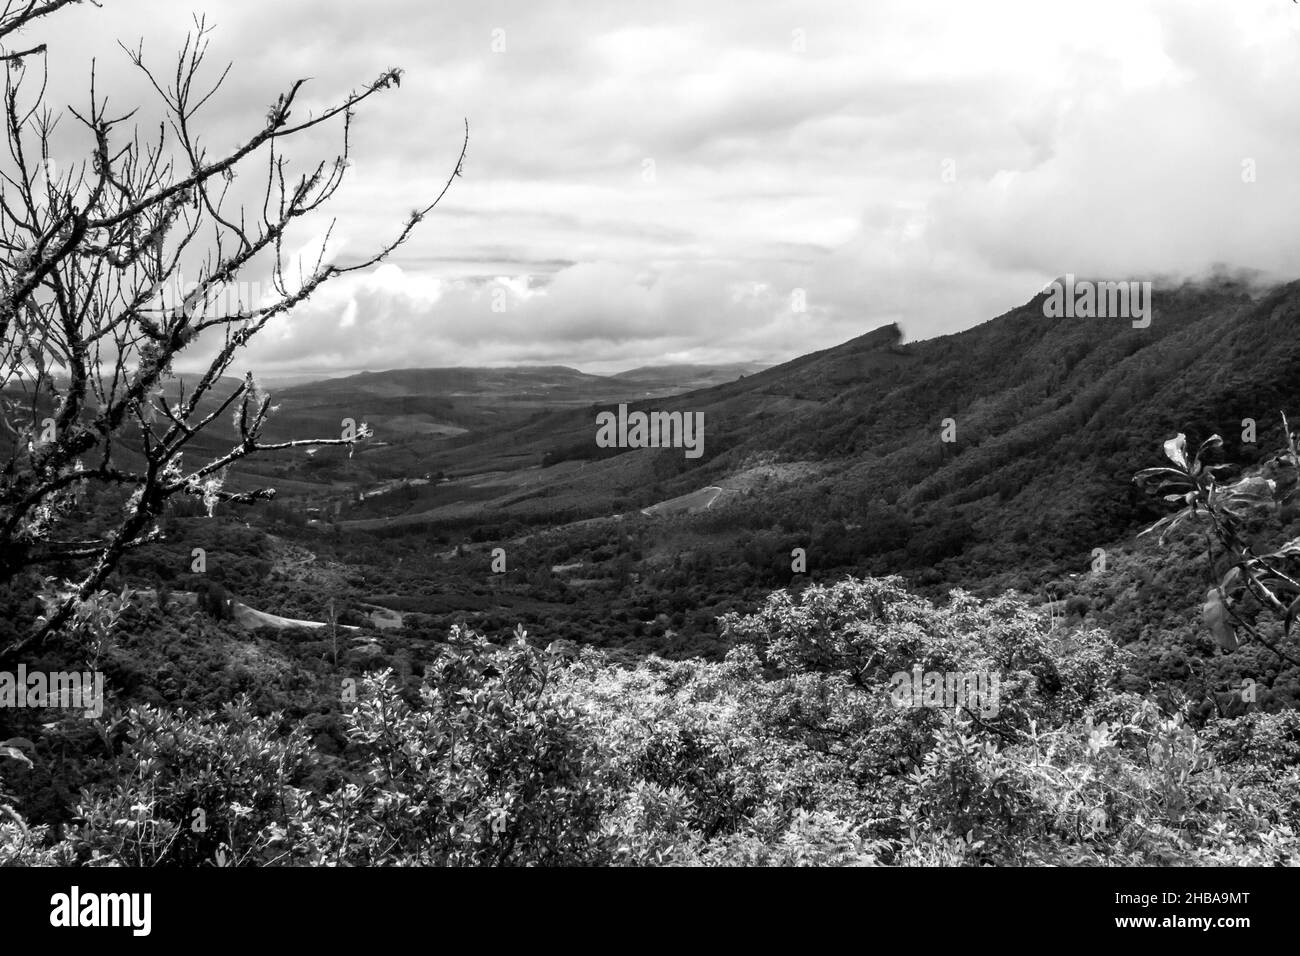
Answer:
xmin=1135 ymin=421 xmax=1300 ymax=668
xmin=4 ymin=578 xmax=1294 ymax=866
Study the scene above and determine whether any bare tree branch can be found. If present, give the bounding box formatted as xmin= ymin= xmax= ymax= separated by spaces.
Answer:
xmin=0 ymin=9 xmax=466 ymax=660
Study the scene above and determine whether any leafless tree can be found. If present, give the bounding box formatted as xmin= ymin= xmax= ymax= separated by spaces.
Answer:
xmin=0 ymin=2 xmax=467 ymax=660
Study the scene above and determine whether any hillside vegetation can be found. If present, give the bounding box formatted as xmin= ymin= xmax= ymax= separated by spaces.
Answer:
xmin=5 ymin=579 xmax=1297 ymax=866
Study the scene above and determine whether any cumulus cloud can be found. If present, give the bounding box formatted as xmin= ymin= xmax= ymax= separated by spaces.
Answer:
xmin=33 ymin=0 xmax=1300 ymax=377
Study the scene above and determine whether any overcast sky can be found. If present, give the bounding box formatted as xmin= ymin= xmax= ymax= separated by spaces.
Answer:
xmin=37 ymin=0 xmax=1300 ymax=377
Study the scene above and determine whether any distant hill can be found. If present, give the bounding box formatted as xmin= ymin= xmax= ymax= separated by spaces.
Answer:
xmin=287 ymin=365 xmax=612 ymax=400
xmin=609 ymin=362 xmax=770 ymax=392
xmin=267 ymin=363 xmax=770 ymax=439
xmin=189 ymin=362 xmax=775 ymax=492
xmin=266 ymin=366 xmax=613 ymax=442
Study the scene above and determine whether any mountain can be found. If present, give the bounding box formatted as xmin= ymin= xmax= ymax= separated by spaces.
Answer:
xmin=15 ymin=276 xmax=1295 ymax=581
xmin=384 ymin=275 xmax=1297 ymax=585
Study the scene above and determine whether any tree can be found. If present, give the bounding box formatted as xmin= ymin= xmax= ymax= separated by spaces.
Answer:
xmin=195 ymin=577 xmax=231 ymax=621
xmin=0 ymin=6 xmax=466 ymax=660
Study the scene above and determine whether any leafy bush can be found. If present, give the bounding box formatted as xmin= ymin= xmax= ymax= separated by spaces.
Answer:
xmin=2 ymin=579 xmax=1296 ymax=866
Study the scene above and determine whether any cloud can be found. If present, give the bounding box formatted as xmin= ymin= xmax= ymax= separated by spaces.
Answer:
xmin=26 ymin=0 xmax=1300 ymax=377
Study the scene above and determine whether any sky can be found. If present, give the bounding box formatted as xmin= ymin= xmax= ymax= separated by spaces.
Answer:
xmin=32 ymin=0 xmax=1300 ymax=378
